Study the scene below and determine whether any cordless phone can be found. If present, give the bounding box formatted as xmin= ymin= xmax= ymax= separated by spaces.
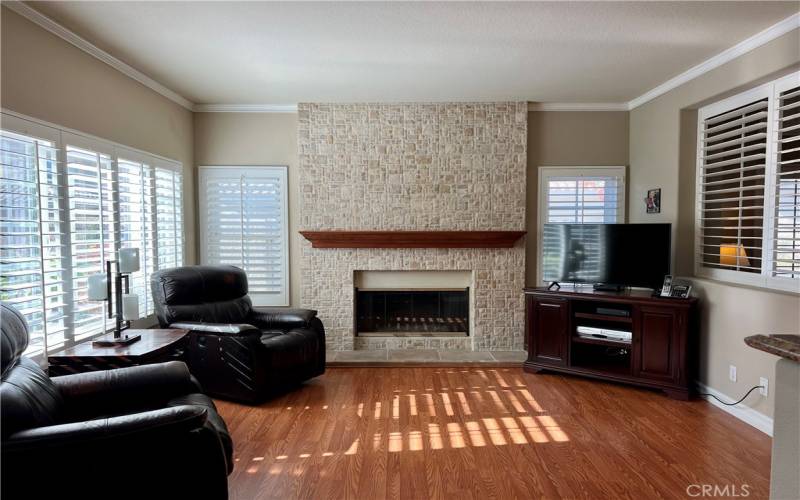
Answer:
xmin=660 ymin=275 xmax=692 ymax=298
xmin=660 ymin=275 xmax=673 ymax=297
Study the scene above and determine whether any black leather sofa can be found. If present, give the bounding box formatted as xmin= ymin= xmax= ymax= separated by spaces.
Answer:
xmin=0 ymin=301 xmax=233 ymax=500
xmin=150 ymin=265 xmax=325 ymax=404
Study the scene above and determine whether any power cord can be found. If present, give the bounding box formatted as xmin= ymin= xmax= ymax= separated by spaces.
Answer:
xmin=698 ymin=385 xmax=764 ymax=406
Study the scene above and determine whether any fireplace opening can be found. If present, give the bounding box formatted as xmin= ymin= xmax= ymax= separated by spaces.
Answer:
xmin=355 ymin=288 xmax=469 ymax=337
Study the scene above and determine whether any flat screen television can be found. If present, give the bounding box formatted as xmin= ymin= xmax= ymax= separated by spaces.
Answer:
xmin=542 ymin=223 xmax=671 ymax=289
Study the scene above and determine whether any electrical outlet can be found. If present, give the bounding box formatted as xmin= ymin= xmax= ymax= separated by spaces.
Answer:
xmin=759 ymin=377 xmax=769 ymax=396
xmin=729 ymin=365 xmax=737 ymax=382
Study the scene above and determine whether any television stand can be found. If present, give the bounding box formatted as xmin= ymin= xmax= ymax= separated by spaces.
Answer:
xmin=524 ymin=286 xmax=699 ymax=399
xmin=593 ymin=283 xmax=624 ymax=292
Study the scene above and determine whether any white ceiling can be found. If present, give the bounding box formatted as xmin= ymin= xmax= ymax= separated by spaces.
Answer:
xmin=28 ymin=1 xmax=800 ymax=106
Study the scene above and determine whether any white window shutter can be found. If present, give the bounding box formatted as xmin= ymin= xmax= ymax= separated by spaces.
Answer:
xmin=1 ymin=112 xmax=185 ymax=360
xmin=117 ymin=156 xmax=155 ymax=317
xmin=695 ymin=71 xmax=800 ymax=292
xmin=697 ymin=94 xmax=769 ymax=276
xmin=64 ymin=138 xmax=117 ymax=342
xmin=199 ymin=166 xmax=289 ymax=306
xmin=770 ymin=79 xmax=800 ymax=282
xmin=155 ymin=167 xmax=182 ymax=271
xmin=537 ymin=166 xmax=626 ymax=284
xmin=0 ymin=124 xmax=64 ymax=360
xmin=544 ymin=174 xmax=624 ymax=224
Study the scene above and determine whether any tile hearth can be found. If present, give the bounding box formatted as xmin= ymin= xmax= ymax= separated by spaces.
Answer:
xmin=328 ymin=349 xmax=527 ymax=365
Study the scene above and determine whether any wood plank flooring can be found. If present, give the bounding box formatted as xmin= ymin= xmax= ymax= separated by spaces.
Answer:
xmin=216 ymin=367 xmax=771 ymax=499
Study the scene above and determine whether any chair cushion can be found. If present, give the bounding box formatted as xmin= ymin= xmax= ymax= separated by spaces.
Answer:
xmin=260 ymin=328 xmax=322 ymax=374
xmin=259 ymin=329 xmax=286 ymax=342
xmin=151 ymin=265 xmax=252 ymax=326
xmin=167 ymin=392 xmax=233 ymax=472
xmin=1 ymin=357 xmax=64 ymax=437
xmin=1 ymin=302 xmax=64 ymax=437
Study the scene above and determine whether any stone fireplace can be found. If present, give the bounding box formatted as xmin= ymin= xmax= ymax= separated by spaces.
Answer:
xmin=298 ymin=102 xmax=527 ymax=352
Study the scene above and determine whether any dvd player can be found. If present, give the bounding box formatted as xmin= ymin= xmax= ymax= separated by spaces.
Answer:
xmin=596 ymin=307 xmax=630 ymax=317
xmin=576 ymin=326 xmax=632 ymax=343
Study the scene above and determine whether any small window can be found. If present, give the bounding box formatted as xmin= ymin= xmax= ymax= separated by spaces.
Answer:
xmin=199 ymin=166 xmax=289 ymax=306
xmin=537 ymin=166 xmax=626 ymax=283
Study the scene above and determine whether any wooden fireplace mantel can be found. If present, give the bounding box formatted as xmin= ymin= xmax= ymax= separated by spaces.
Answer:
xmin=299 ymin=230 xmax=526 ymax=249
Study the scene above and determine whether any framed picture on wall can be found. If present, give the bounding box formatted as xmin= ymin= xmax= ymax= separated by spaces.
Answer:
xmin=645 ymin=188 xmax=661 ymax=214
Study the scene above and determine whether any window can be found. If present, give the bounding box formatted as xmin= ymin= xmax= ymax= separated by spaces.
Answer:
xmin=537 ymin=166 xmax=626 ymax=283
xmin=696 ymin=71 xmax=800 ymax=292
xmin=1 ymin=121 xmax=64 ymax=358
xmin=772 ymin=78 xmax=800 ymax=281
xmin=117 ymin=154 xmax=156 ymax=317
xmin=199 ymin=166 xmax=289 ymax=306
xmin=64 ymin=138 xmax=117 ymax=342
xmin=0 ymin=112 xmax=184 ymax=360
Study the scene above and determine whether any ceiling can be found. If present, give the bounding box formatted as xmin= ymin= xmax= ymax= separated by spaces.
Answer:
xmin=27 ymin=1 xmax=800 ymax=106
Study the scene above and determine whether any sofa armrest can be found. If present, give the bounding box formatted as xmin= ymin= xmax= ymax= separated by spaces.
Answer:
xmin=3 ymin=405 xmax=207 ymax=452
xmin=248 ymin=307 xmax=318 ymax=330
xmin=1 ymin=405 xmax=230 ymax=498
xmin=170 ymin=322 xmax=261 ymax=336
xmin=52 ymin=361 xmax=196 ymax=421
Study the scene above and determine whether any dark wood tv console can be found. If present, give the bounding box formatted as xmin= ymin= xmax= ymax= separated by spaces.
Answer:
xmin=524 ymin=287 xmax=699 ymax=400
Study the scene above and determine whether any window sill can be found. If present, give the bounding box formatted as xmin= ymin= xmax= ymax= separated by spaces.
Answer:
xmin=689 ymin=274 xmax=800 ymax=297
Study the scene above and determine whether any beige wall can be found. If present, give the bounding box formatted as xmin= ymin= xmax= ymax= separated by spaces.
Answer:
xmin=196 ymin=109 xmax=631 ymax=307
xmin=193 ymin=112 xmax=301 ymax=307
xmin=0 ymin=7 xmax=197 ymax=263
xmin=629 ymin=29 xmax=800 ymax=418
xmin=526 ymin=111 xmax=630 ymax=285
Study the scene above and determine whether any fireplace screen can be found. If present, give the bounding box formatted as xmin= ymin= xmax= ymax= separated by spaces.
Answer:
xmin=355 ymin=288 xmax=469 ymax=336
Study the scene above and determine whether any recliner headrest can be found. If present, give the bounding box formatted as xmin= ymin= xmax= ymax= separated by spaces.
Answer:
xmin=151 ymin=265 xmax=249 ymax=305
xmin=1 ymin=302 xmax=30 ymax=378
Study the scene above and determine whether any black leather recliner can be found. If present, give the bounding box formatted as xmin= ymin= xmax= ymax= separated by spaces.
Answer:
xmin=150 ymin=265 xmax=325 ymax=404
xmin=0 ymin=301 xmax=233 ymax=500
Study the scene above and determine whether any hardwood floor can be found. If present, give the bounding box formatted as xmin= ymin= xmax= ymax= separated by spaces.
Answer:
xmin=216 ymin=367 xmax=771 ymax=499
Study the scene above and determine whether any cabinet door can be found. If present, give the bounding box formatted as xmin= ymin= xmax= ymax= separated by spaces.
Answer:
xmin=633 ymin=306 xmax=680 ymax=382
xmin=527 ymin=296 xmax=569 ymax=366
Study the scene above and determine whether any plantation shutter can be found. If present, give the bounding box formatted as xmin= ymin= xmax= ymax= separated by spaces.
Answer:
xmin=0 ymin=123 xmax=65 ymax=359
xmin=771 ymin=81 xmax=800 ymax=279
xmin=199 ymin=166 xmax=289 ymax=306
xmin=117 ymin=155 xmax=155 ymax=316
xmin=2 ymin=112 xmax=186 ymax=361
xmin=543 ymin=170 xmax=624 ymax=224
xmin=155 ymin=166 xmax=184 ymax=272
xmin=697 ymin=93 xmax=769 ymax=275
xmin=537 ymin=166 xmax=626 ymax=284
xmin=64 ymin=135 xmax=117 ymax=342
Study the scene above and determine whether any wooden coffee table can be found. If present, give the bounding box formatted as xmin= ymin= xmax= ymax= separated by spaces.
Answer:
xmin=47 ymin=329 xmax=189 ymax=376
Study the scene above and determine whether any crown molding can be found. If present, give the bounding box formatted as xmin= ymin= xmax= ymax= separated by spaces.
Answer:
xmin=193 ymin=104 xmax=299 ymax=113
xmin=628 ymin=13 xmax=800 ymax=110
xmin=527 ymin=102 xmax=629 ymax=112
xmin=4 ymin=1 xmax=194 ymax=111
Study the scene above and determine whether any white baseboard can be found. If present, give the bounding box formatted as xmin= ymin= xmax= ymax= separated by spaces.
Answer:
xmin=696 ymin=382 xmax=773 ymax=436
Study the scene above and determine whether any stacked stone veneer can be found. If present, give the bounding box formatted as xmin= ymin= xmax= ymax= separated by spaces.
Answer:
xmin=298 ymin=103 xmax=527 ymax=351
